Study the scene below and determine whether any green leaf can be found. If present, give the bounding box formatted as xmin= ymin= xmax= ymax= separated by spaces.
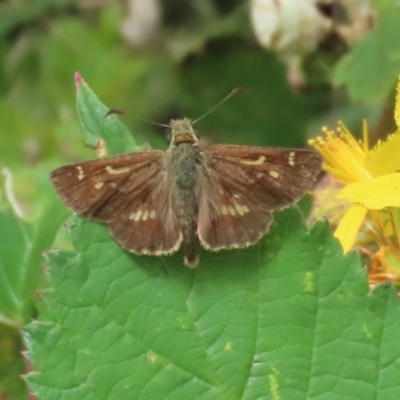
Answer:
xmin=75 ymin=73 xmax=138 ymax=156
xmin=0 ymin=183 xmax=69 ymax=327
xmin=181 ymin=48 xmax=306 ymax=148
xmin=333 ymin=6 xmax=400 ymax=103
xmin=24 ymin=208 xmax=400 ymax=399
xmin=0 ymin=0 xmax=78 ymax=38
xmin=0 ymin=324 xmax=27 ymax=399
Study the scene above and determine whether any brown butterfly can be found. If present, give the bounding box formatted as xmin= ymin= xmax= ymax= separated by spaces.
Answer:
xmin=51 ymin=118 xmax=322 ymax=268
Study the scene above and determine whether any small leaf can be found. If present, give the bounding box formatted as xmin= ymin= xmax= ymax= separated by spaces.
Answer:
xmin=334 ymin=7 xmax=400 ymax=103
xmin=75 ymin=72 xmax=137 ymax=156
xmin=24 ymin=208 xmax=400 ymax=399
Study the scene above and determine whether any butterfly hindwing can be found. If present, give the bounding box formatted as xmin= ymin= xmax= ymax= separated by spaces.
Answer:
xmin=108 ymin=174 xmax=182 ymax=256
xmin=197 ymin=181 xmax=274 ymax=250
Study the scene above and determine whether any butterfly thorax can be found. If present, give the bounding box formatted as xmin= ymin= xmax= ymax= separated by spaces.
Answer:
xmin=167 ymin=120 xmax=202 ymax=267
xmin=170 ymin=118 xmax=198 ymax=145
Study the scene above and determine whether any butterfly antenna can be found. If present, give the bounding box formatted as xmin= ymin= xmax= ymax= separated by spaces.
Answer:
xmin=192 ymin=87 xmax=249 ymax=125
xmin=104 ymin=108 xmax=171 ymax=130
xmin=144 ymin=120 xmax=171 ymax=129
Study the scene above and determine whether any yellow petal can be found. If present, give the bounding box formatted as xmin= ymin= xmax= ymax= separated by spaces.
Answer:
xmin=334 ymin=205 xmax=367 ymax=253
xmin=338 ymin=173 xmax=400 ymax=209
xmin=365 ymin=131 xmax=400 ymax=176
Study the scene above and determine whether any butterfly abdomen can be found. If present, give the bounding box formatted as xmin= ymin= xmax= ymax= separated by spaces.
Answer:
xmin=169 ymin=142 xmax=202 ymax=267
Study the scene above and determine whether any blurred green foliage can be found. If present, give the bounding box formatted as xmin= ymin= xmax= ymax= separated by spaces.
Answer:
xmin=1 ymin=0 xmax=400 ymax=398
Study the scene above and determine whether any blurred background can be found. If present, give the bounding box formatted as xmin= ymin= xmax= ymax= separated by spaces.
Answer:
xmin=2 ymin=0 xmax=396 ymax=219
xmin=1 ymin=0 xmax=400 ymax=398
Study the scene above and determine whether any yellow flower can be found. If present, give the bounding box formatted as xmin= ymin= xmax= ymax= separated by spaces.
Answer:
xmin=309 ymin=76 xmax=400 ymax=253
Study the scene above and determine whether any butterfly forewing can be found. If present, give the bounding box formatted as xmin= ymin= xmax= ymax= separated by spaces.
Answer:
xmin=51 ymin=151 xmax=182 ymax=255
xmin=51 ymin=152 xmax=161 ymax=217
xmin=197 ymin=145 xmax=322 ymax=250
xmin=205 ymin=145 xmax=322 ymax=208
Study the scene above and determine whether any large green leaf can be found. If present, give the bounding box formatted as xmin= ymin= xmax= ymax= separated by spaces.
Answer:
xmin=24 ymin=208 xmax=400 ymax=399
xmin=181 ymin=48 xmax=306 ymax=148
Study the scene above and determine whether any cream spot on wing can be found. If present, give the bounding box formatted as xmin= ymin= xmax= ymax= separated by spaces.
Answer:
xmin=106 ymin=166 xmax=130 ymax=175
xmin=109 ymin=182 xmax=117 ymax=189
xmin=228 ymin=206 xmax=236 ymax=216
xmin=77 ymin=166 xmax=84 ymax=180
xmin=269 ymin=171 xmax=279 ymax=178
xmin=142 ymin=210 xmax=149 ymax=221
xmin=221 ymin=205 xmax=228 ymax=215
xmin=240 ymin=156 xmax=265 ymax=166
xmin=288 ymin=152 xmax=295 ymax=167
xmin=235 ymin=203 xmax=244 ymax=216
xmin=134 ymin=210 xmax=142 ymax=221
xmin=94 ymin=182 xmax=104 ymax=189
xmin=129 ymin=212 xmax=136 ymax=220
xmin=242 ymin=205 xmax=250 ymax=213
xmin=150 ymin=210 xmax=156 ymax=219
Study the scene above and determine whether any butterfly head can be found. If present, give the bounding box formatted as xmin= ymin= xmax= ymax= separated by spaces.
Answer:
xmin=170 ymin=118 xmax=198 ymax=145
